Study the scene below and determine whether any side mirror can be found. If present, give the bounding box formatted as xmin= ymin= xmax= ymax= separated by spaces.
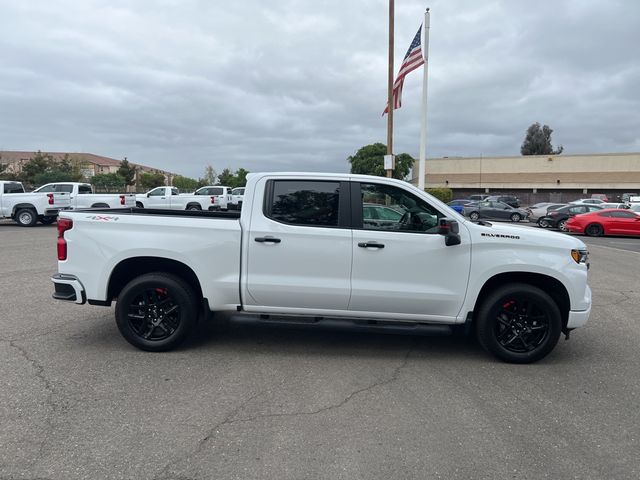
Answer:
xmin=147 ymin=193 xmax=151 ymax=197
xmin=438 ymin=218 xmax=461 ymax=246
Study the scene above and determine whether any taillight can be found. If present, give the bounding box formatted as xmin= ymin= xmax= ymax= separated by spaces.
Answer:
xmin=211 ymin=196 xmax=216 ymax=204
xmin=57 ymin=218 xmax=73 ymax=261
xmin=47 ymin=193 xmax=54 ymax=205
xmin=120 ymin=195 xmax=125 ymax=205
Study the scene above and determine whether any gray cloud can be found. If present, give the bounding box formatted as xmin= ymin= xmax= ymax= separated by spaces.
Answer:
xmin=1 ymin=0 xmax=638 ymax=178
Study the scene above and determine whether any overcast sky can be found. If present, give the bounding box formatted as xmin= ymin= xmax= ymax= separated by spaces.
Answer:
xmin=1 ymin=0 xmax=639 ymax=178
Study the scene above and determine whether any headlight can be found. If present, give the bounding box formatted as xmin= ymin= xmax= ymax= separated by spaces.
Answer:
xmin=571 ymin=249 xmax=589 ymax=266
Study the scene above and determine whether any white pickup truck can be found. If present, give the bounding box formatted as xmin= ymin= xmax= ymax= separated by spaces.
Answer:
xmin=1 ymin=180 xmax=70 ymax=226
xmin=191 ymin=185 xmax=233 ymax=210
xmin=33 ymin=182 xmax=136 ymax=209
xmin=52 ymin=172 xmax=592 ymax=363
xmin=135 ymin=186 xmax=223 ymax=211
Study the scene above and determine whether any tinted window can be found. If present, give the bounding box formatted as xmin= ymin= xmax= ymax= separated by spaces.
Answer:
xmin=610 ymin=211 xmax=638 ymax=218
xmin=568 ymin=206 xmax=586 ymax=214
xmin=148 ymin=188 xmax=164 ymax=196
xmin=3 ymin=182 xmax=24 ymax=194
xmin=360 ymin=183 xmax=442 ymax=234
xmin=267 ymin=180 xmax=340 ymax=227
xmin=36 ymin=184 xmax=56 ymax=192
xmin=78 ymin=185 xmax=92 ymax=194
xmin=56 ymin=184 xmax=74 ymax=193
xmin=171 ymin=188 xmax=179 ymax=196
xmin=209 ymin=187 xmax=223 ymax=196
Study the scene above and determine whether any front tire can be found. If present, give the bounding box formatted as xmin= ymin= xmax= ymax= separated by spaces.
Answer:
xmin=510 ymin=213 xmax=521 ymax=222
xmin=186 ymin=204 xmax=201 ymax=211
xmin=136 ymin=202 xmax=144 ymax=208
xmin=15 ymin=208 xmax=37 ymax=227
xmin=476 ymin=283 xmax=562 ymax=363
xmin=115 ymin=273 xmax=198 ymax=352
xmin=558 ymin=219 xmax=568 ymax=231
xmin=469 ymin=212 xmax=480 ymax=221
xmin=537 ymin=218 xmax=550 ymax=228
xmin=585 ymin=223 xmax=604 ymax=237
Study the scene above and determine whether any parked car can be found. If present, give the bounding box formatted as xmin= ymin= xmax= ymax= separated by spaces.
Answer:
xmin=525 ymin=203 xmax=567 ymax=222
xmin=192 ymin=186 xmax=233 ymax=210
xmin=629 ymin=204 xmax=640 ymax=213
xmin=599 ymin=202 xmax=629 ymax=209
xmin=52 ymin=172 xmax=592 ymax=363
xmin=33 ymin=182 xmax=135 ymax=210
xmin=447 ymin=199 xmax=473 ymax=214
xmin=0 ymin=180 xmax=70 ymax=226
xmin=362 ymin=203 xmax=404 ymax=228
xmin=570 ymin=198 xmax=606 ymax=205
xmin=620 ymin=193 xmax=638 ymax=203
xmin=590 ymin=193 xmax=609 ymax=202
xmin=486 ymin=195 xmax=520 ymax=208
xmin=230 ymin=187 xmax=245 ymax=210
xmin=566 ymin=209 xmax=640 ymax=237
xmin=467 ymin=194 xmax=490 ymax=202
xmin=462 ymin=200 xmax=529 ymax=222
xmin=538 ymin=204 xmax=603 ymax=231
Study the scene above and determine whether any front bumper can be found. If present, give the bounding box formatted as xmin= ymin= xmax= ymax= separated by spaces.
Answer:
xmin=51 ymin=274 xmax=86 ymax=304
xmin=566 ymin=285 xmax=592 ymax=328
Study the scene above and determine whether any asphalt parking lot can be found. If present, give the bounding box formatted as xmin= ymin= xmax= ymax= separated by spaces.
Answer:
xmin=1 ymin=220 xmax=639 ymax=480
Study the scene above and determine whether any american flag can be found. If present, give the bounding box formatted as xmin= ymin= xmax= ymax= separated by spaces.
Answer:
xmin=383 ymin=25 xmax=425 ymax=115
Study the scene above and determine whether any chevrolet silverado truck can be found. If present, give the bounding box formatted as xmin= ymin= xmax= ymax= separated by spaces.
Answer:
xmin=1 ymin=180 xmax=70 ymax=226
xmin=190 ymin=185 xmax=233 ymax=210
xmin=135 ymin=186 xmax=220 ymax=210
xmin=52 ymin=172 xmax=592 ymax=363
xmin=33 ymin=182 xmax=136 ymax=209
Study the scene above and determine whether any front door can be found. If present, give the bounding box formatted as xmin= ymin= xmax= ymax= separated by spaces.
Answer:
xmin=146 ymin=187 xmax=168 ymax=208
xmin=350 ymin=182 xmax=472 ymax=320
xmin=244 ymin=178 xmax=352 ymax=312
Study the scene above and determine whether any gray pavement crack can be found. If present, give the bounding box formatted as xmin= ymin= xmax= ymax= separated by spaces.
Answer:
xmin=153 ymin=344 xmax=414 ymax=479
xmin=3 ymin=339 xmax=58 ymax=465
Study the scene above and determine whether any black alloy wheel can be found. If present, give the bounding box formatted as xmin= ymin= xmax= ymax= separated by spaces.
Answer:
xmin=585 ymin=223 xmax=604 ymax=237
xmin=115 ymin=273 xmax=197 ymax=351
xmin=476 ymin=283 xmax=561 ymax=363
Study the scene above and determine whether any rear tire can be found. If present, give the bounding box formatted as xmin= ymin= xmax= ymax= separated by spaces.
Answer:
xmin=90 ymin=203 xmax=110 ymax=208
xmin=186 ymin=204 xmax=201 ymax=211
xmin=558 ymin=219 xmax=568 ymax=231
xmin=115 ymin=273 xmax=198 ymax=352
xmin=15 ymin=208 xmax=37 ymax=227
xmin=585 ymin=223 xmax=604 ymax=237
xmin=476 ymin=283 xmax=562 ymax=363
xmin=537 ymin=218 xmax=550 ymax=228
xmin=510 ymin=213 xmax=521 ymax=222
xmin=136 ymin=202 xmax=144 ymax=208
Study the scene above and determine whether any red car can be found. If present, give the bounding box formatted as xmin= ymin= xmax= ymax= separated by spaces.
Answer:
xmin=566 ymin=209 xmax=640 ymax=236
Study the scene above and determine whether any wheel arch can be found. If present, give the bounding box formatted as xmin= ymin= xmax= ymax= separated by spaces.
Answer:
xmin=186 ymin=202 xmax=202 ymax=210
xmin=472 ymin=272 xmax=571 ymax=329
xmin=11 ymin=203 xmax=37 ymax=216
xmin=107 ymin=256 xmax=204 ymax=304
xmin=91 ymin=203 xmax=110 ymax=208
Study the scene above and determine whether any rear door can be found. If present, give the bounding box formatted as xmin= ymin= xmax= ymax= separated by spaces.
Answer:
xmin=608 ymin=210 xmax=640 ymax=235
xmin=350 ymin=181 xmax=471 ymax=319
xmin=244 ymin=178 xmax=352 ymax=311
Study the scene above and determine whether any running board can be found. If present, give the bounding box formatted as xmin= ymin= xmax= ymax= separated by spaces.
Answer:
xmin=226 ymin=314 xmax=454 ymax=337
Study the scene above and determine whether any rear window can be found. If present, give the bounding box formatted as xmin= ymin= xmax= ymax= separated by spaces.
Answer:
xmin=3 ymin=182 xmax=24 ymax=194
xmin=266 ymin=180 xmax=340 ymax=227
xmin=78 ymin=185 xmax=92 ymax=194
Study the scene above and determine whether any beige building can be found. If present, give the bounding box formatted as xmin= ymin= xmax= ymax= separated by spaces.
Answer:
xmin=411 ymin=152 xmax=640 ymax=202
xmin=0 ymin=151 xmax=176 ymax=188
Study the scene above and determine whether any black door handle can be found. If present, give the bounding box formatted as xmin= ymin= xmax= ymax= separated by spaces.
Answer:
xmin=255 ymin=236 xmax=281 ymax=244
xmin=358 ymin=242 xmax=384 ymax=249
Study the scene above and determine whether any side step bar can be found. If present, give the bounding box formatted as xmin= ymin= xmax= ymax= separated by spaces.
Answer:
xmin=226 ymin=314 xmax=454 ymax=337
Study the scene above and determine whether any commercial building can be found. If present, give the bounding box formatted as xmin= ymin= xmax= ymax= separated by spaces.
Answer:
xmin=411 ymin=152 xmax=640 ymax=203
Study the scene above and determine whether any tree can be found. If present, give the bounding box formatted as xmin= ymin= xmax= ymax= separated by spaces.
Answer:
xmin=217 ymin=168 xmax=235 ymax=186
xmin=91 ymin=173 xmax=126 ymax=192
xmin=139 ymin=172 xmax=166 ymax=190
xmin=521 ymin=123 xmax=564 ymax=155
xmin=19 ymin=151 xmax=53 ymax=186
xmin=347 ymin=143 xmax=415 ymax=180
xmin=234 ymin=168 xmax=249 ymax=187
xmin=117 ymin=158 xmax=137 ymax=186
xmin=172 ymin=175 xmax=200 ymax=192
xmin=201 ymin=165 xmax=217 ymax=185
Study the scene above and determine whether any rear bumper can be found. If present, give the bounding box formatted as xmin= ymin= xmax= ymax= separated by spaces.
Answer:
xmin=567 ymin=285 xmax=592 ymax=328
xmin=51 ymin=274 xmax=86 ymax=304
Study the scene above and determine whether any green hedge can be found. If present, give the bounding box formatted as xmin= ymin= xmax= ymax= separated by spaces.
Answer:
xmin=424 ymin=187 xmax=453 ymax=203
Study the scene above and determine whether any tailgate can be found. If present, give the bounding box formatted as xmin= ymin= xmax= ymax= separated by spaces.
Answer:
xmin=50 ymin=192 xmax=71 ymax=208
xmin=121 ymin=194 xmax=136 ymax=207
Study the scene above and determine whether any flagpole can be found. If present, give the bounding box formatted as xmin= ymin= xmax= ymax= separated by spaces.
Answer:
xmin=418 ymin=8 xmax=430 ymax=191
xmin=386 ymin=0 xmax=394 ymax=178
